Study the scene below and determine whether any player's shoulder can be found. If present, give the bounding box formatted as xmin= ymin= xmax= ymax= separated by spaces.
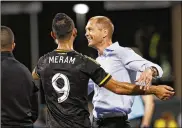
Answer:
xmin=72 ymin=51 xmax=99 ymax=65
xmin=38 ymin=51 xmax=54 ymax=63
xmin=3 ymin=58 xmax=32 ymax=78
xmin=14 ymin=59 xmax=30 ymax=72
xmin=114 ymin=45 xmax=135 ymax=58
xmin=83 ymin=55 xmax=100 ymax=65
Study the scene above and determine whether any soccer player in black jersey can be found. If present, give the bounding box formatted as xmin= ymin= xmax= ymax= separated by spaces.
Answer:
xmin=32 ymin=13 xmax=174 ymax=128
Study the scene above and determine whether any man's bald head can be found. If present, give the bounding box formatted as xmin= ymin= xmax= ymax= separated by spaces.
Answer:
xmin=1 ymin=26 xmax=14 ymax=49
xmin=88 ymin=16 xmax=114 ymax=38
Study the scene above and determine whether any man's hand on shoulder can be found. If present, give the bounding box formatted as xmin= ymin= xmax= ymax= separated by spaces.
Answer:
xmin=136 ymin=66 xmax=158 ymax=90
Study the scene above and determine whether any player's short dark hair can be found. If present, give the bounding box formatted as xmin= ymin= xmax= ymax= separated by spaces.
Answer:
xmin=52 ymin=13 xmax=75 ymax=40
xmin=1 ymin=26 xmax=14 ymax=49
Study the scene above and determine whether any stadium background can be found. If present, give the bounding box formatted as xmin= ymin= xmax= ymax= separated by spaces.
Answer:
xmin=1 ymin=1 xmax=181 ymax=127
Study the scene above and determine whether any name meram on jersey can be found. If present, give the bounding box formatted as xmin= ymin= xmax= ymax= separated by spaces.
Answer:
xmin=49 ymin=56 xmax=76 ymax=64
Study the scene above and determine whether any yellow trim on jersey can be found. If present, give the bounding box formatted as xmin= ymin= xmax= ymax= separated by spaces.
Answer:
xmin=55 ymin=49 xmax=74 ymax=52
xmin=86 ymin=56 xmax=100 ymax=65
xmin=99 ymin=74 xmax=111 ymax=86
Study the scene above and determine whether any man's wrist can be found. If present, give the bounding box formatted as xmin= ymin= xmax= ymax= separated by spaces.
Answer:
xmin=140 ymin=124 xmax=150 ymax=128
xmin=146 ymin=86 xmax=157 ymax=95
xmin=149 ymin=66 xmax=158 ymax=77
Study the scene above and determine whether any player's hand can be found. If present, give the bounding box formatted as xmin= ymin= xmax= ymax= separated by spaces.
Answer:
xmin=154 ymin=85 xmax=175 ymax=100
xmin=140 ymin=123 xmax=150 ymax=128
xmin=136 ymin=68 xmax=153 ymax=90
xmin=140 ymin=125 xmax=150 ymax=128
xmin=141 ymin=120 xmax=150 ymax=128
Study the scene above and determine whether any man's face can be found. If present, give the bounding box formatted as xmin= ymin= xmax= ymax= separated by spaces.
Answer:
xmin=85 ymin=20 xmax=104 ymax=47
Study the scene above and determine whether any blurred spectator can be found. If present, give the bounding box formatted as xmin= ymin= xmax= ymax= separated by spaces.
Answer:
xmin=160 ymin=54 xmax=173 ymax=81
xmin=135 ymin=25 xmax=173 ymax=83
xmin=178 ymin=112 xmax=181 ymax=127
xmin=128 ymin=47 xmax=155 ymax=128
xmin=135 ymin=27 xmax=145 ymax=55
xmin=135 ymin=25 xmax=161 ymax=64
xmin=154 ymin=112 xmax=178 ymax=128
xmin=128 ymin=96 xmax=144 ymax=128
xmin=129 ymin=95 xmax=155 ymax=128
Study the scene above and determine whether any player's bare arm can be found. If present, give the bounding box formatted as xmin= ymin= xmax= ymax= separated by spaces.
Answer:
xmin=104 ymin=78 xmax=175 ymax=100
xmin=32 ymin=69 xmax=39 ymax=80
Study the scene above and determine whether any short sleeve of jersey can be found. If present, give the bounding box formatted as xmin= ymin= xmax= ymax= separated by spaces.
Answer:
xmin=82 ymin=56 xmax=112 ymax=87
xmin=34 ymin=56 xmax=46 ymax=78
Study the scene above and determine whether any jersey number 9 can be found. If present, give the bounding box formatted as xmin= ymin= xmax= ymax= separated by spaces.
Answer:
xmin=52 ymin=73 xmax=70 ymax=103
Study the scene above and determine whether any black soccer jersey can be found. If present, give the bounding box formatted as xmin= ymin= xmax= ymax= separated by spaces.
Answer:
xmin=35 ymin=49 xmax=111 ymax=128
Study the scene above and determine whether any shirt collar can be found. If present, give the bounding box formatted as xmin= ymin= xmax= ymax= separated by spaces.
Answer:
xmin=99 ymin=41 xmax=119 ymax=56
xmin=1 ymin=51 xmax=14 ymax=57
xmin=105 ymin=41 xmax=119 ymax=51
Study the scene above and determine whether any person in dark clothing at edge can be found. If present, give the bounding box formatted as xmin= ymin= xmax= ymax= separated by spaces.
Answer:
xmin=1 ymin=26 xmax=39 ymax=128
xmin=32 ymin=13 xmax=174 ymax=128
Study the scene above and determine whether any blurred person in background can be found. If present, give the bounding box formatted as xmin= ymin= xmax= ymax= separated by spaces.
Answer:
xmin=32 ymin=13 xmax=174 ymax=128
xmin=135 ymin=25 xmax=161 ymax=64
xmin=135 ymin=26 xmax=173 ymax=82
xmin=128 ymin=72 xmax=155 ymax=128
xmin=178 ymin=112 xmax=181 ymax=127
xmin=1 ymin=26 xmax=39 ymax=128
xmin=86 ymin=16 xmax=165 ymax=128
xmin=128 ymin=48 xmax=155 ymax=128
xmin=154 ymin=111 xmax=178 ymax=128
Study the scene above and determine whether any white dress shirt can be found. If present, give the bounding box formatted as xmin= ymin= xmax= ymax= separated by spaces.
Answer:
xmin=88 ymin=42 xmax=163 ymax=119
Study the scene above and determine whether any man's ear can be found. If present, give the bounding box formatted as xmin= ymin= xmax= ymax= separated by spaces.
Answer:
xmin=73 ymin=28 xmax=77 ymax=38
xmin=103 ymin=29 xmax=108 ymax=38
xmin=12 ymin=42 xmax=16 ymax=50
xmin=51 ymin=31 xmax=56 ymax=40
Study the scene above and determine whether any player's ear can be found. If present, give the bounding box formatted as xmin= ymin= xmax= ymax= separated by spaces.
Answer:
xmin=12 ymin=42 xmax=15 ymax=50
xmin=72 ymin=28 xmax=77 ymax=38
xmin=51 ymin=31 xmax=56 ymax=40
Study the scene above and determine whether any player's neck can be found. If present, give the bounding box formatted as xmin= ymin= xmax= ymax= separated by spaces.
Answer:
xmin=0 ymin=48 xmax=13 ymax=52
xmin=96 ymin=39 xmax=112 ymax=55
xmin=57 ymin=40 xmax=74 ymax=51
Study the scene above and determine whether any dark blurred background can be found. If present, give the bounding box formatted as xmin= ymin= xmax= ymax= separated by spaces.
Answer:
xmin=1 ymin=2 xmax=173 ymax=69
xmin=1 ymin=1 xmax=181 ymax=127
